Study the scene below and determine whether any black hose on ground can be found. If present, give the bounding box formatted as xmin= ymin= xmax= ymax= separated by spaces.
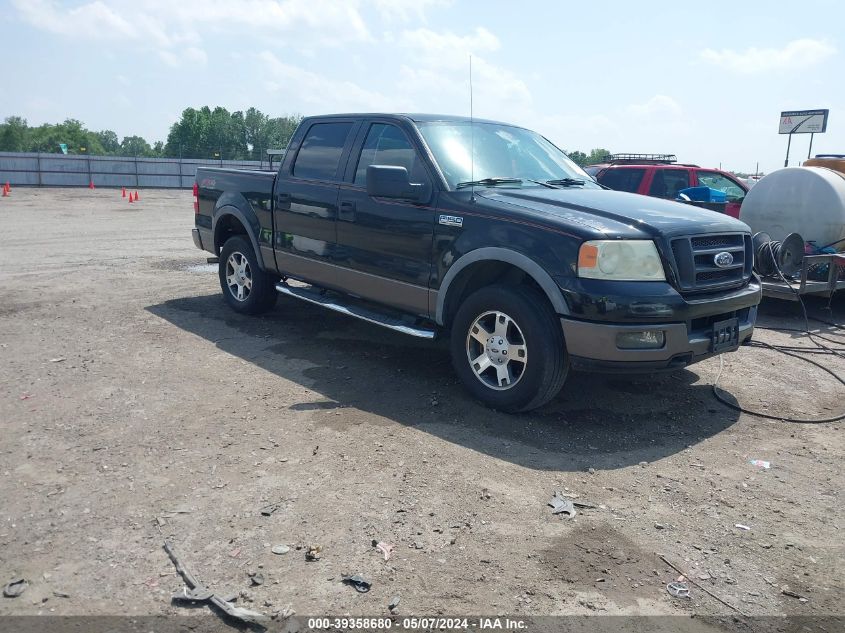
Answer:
xmin=711 ymin=242 xmax=845 ymax=422
xmin=712 ymin=343 xmax=845 ymax=423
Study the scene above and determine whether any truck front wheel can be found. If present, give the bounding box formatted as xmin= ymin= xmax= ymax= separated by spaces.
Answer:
xmin=218 ymin=236 xmax=277 ymax=314
xmin=450 ymin=285 xmax=569 ymax=412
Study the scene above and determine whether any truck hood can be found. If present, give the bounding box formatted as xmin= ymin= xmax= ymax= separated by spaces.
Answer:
xmin=479 ymin=187 xmax=750 ymax=238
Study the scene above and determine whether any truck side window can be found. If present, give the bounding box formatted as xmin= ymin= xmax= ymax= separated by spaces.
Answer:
xmin=696 ymin=171 xmax=746 ymax=201
xmin=650 ymin=169 xmax=690 ymax=198
xmin=597 ymin=168 xmax=646 ymax=193
xmin=293 ymin=122 xmax=354 ymax=181
xmin=354 ymin=123 xmax=424 ymax=186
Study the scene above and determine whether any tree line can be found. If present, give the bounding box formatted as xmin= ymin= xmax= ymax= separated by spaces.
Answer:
xmin=0 ymin=108 xmax=611 ymax=166
xmin=0 ymin=107 xmax=303 ymax=161
xmin=564 ymin=148 xmax=611 ymax=167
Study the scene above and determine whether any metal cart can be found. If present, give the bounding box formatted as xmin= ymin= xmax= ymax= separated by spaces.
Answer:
xmin=761 ymin=253 xmax=845 ymax=300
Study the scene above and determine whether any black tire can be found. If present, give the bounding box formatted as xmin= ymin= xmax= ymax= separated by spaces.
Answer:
xmin=450 ymin=284 xmax=569 ymax=412
xmin=218 ymin=236 xmax=278 ymax=315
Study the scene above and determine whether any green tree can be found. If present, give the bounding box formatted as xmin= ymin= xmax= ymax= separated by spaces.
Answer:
xmin=587 ymin=148 xmax=612 ymax=165
xmin=163 ymin=106 xmax=299 ymax=159
xmin=244 ymin=107 xmax=270 ymax=160
xmin=565 ymin=150 xmax=588 ymax=167
xmin=0 ymin=116 xmax=29 ymax=152
xmin=269 ymin=115 xmax=302 ymax=151
xmin=25 ymin=119 xmax=105 ymax=154
xmin=96 ymin=130 xmax=120 ymax=154
xmin=120 ymin=135 xmax=154 ymax=157
xmin=164 ymin=106 xmax=206 ymax=158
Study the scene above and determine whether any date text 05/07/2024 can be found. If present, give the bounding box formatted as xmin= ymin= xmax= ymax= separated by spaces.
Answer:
xmin=305 ymin=617 xmax=527 ymax=630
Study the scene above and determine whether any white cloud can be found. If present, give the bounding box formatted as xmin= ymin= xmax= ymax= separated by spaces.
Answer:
xmin=394 ymin=27 xmax=530 ymax=115
xmin=12 ymin=0 xmax=136 ymax=40
xmin=626 ymin=95 xmax=682 ymax=119
xmin=700 ymin=38 xmax=836 ymax=73
xmin=11 ymin=0 xmax=372 ymax=65
xmin=258 ymin=51 xmax=400 ymax=112
xmin=370 ymin=0 xmax=451 ymax=23
xmin=400 ymin=26 xmax=500 ymax=65
xmin=184 ymin=47 xmax=208 ymax=65
xmin=158 ymin=46 xmax=207 ymax=68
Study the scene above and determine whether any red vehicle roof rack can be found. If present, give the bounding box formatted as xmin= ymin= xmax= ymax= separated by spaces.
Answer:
xmin=607 ymin=153 xmax=677 ymax=164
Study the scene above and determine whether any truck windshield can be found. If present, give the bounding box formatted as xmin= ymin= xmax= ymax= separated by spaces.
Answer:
xmin=415 ymin=121 xmax=596 ymax=190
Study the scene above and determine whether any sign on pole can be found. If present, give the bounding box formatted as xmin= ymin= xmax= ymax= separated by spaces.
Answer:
xmin=779 ymin=109 xmax=830 ymax=167
xmin=779 ymin=109 xmax=829 ymax=134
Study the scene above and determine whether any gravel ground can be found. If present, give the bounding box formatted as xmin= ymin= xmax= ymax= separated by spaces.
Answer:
xmin=0 ymin=188 xmax=842 ymax=630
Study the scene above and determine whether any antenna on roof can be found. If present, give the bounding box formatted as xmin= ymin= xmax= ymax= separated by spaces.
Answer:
xmin=469 ymin=54 xmax=476 ymax=203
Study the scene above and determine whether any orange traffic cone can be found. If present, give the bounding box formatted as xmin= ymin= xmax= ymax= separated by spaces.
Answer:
xmin=122 ymin=187 xmax=126 ymax=198
xmin=4 ymin=181 xmax=9 ymax=192
xmin=134 ymin=190 xmax=140 ymax=201
xmin=128 ymin=192 xmax=134 ymax=203
xmin=2 ymin=186 xmax=8 ymax=197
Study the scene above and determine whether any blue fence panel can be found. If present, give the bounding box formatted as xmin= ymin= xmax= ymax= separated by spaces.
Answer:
xmin=0 ymin=152 xmax=277 ymax=188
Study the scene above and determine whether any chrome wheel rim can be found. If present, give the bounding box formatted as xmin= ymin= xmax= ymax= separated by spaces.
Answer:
xmin=466 ymin=310 xmax=528 ymax=391
xmin=225 ymin=252 xmax=252 ymax=302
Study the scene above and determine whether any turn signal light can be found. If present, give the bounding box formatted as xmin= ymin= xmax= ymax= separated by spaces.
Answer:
xmin=577 ymin=243 xmax=598 ymax=269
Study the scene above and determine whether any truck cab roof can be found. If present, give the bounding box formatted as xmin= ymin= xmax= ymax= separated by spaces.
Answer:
xmin=299 ymin=112 xmax=524 ymax=128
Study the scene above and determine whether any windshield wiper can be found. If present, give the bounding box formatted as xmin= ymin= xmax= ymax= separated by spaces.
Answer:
xmin=524 ymin=179 xmax=559 ymax=189
xmin=545 ymin=178 xmax=586 ymax=187
xmin=455 ymin=177 xmax=523 ymax=189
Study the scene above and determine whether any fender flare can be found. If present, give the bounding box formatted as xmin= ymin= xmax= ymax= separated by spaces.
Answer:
xmin=212 ymin=204 xmax=265 ymax=271
xmin=435 ymin=247 xmax=569 ymax=325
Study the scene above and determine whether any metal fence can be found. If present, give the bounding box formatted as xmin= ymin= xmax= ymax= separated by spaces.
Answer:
xmin=0 ymin=152 xmax=273 ymax=188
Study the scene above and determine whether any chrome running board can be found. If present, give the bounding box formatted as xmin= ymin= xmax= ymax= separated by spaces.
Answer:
xmin=275 ymin=282 xmax=436 ymax=339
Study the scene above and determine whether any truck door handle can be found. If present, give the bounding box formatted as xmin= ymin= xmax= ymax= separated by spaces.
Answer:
xmin=338 ymin=201 xmax=355 ymax=222
xmin=276 ymin=192 xmax=291 ymax=205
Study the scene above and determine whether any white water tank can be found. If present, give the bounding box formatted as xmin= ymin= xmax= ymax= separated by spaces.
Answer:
xmin=740 ymin=166 xmax=845 ymax=249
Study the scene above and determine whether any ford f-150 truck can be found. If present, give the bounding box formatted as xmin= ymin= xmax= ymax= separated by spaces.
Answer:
xmin=192 ymin=113 xmax=761 ymax=412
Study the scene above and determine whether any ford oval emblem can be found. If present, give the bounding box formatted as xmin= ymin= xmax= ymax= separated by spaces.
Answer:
xmin=714 ymin=251 xmax=734 ymax=268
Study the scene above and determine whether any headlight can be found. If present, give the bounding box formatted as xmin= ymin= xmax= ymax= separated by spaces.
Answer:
xmin=578 ymin=240 xmax=665 ymax=281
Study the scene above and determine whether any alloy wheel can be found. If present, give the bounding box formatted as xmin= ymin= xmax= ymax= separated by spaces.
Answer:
xmin=466 ymin=310 xmax=528 ymax=390
xmin=225 ymin=251 xmax=252 ymax=302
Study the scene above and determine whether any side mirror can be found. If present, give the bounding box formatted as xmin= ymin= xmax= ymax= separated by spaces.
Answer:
xmin=366 ymin=165 xmax=429 ymax=202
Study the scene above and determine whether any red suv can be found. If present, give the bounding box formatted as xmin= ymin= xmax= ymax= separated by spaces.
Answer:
xmin=586 ymin=154 xmax=748 ymax=219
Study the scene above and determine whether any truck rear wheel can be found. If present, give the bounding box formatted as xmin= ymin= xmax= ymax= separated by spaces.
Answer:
xmin=218 ymin=236 xmax=277 ymax=314
xmin=450 ymin=285 xmax=569 ymax=412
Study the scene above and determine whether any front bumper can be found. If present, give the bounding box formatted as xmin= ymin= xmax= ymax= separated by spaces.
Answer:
xmin=558 ymin=278 xmax=761 ymax=372
xmin=562 ymin=306 xmax=756 ymax=372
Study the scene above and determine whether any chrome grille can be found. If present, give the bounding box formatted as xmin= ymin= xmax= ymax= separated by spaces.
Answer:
xmin=670 ymin=233 xmax=752 ymax=293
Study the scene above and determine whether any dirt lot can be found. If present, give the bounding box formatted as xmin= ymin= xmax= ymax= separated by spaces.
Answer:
xmin=0 ymin=188 xmax=843 ymax=629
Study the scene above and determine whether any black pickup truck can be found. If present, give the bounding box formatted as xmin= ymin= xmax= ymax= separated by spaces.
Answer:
xmin=192 ymin=113 xmax=761 ymax=412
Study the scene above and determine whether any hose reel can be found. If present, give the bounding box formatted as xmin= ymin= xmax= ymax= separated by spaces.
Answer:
xmin=752 ymin=232 xmax=805 ymax=277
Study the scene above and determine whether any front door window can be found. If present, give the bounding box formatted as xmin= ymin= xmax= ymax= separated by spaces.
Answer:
xmin=696 ymin=171 xmax=746 ymax=202
xmin=354 ymin=123 xmax=425 ymax=186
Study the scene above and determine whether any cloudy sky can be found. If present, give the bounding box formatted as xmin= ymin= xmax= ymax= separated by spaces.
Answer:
xmin=1 ymin=0 xmax=841 ymax=173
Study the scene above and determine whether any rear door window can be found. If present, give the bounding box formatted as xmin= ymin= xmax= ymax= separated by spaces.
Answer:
xmin=293 ymin=122 xmax=354 ymax=181
xmin=597 ymin=168 xmax=646 ymax=193
xmin=649 ymin=169 xmax=690 ymax=198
